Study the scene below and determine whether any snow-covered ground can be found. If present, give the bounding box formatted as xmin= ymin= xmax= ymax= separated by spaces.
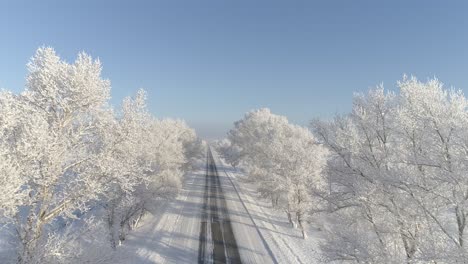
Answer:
xmin=112 ymin=167 xmax=205 ymax=264
xmin=0 ymin=227 xmax=15 ymax=264
xmin=213 ymin=152 xmax=325 ymax=264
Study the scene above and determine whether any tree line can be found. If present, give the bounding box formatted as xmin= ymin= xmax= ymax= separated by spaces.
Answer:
xmin=219 ymin=77 xmax=468 ymax=263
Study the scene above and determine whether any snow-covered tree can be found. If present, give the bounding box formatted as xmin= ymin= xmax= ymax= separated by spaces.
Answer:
xmin=214 ymin=138 xmax=242 ymax=168
xmin=103 ymin=90 xmax=202 ymax=248
xmin=395 ymin=77 xmax=468 ymax=261
xmin=228 ymin=108 xmax=328 ymax=239
xmin=312 ymin=87 xmax=412 ymax=263
xmin=312 ymin=77 xmax=468 ymax=263
xmin=0 ymin=92 xmax=29 ymax=220
xmin=2 ymin=47 xmax=122 ymax=263
xmin=101 ymin=89 xmax=153 ymax=248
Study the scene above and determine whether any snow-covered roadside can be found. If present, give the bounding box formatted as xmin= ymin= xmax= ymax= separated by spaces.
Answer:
xmin=214 ymin=156 xmax=325 ymax=264
xmin=0 ymin=226 xmax=15 ymax=263
xmin=111 ymin=166 xmax=206 ymax=264
xmin=210 ymin=150 xmax=276 ymax=264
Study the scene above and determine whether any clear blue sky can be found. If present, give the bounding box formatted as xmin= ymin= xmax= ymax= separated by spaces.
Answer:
xmin=1 ymin=0 xmax=467 ymax=139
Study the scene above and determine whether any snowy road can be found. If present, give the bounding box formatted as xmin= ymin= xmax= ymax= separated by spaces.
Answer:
xmin=119 ymin=148 xmax=276 ymax=264
xmin=198 ymin=149 xmax=241 ymax=263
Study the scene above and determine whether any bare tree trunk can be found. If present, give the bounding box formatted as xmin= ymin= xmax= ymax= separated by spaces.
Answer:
xmin=296 ymin=211 xmax=307 ymax=239
xmin=271 ymin=194 xmax=280 ymax=208
xmin=107 ymin=206 xmax=117 ymax=249
xmin=399 ymin=225 xmax=418 ymax=263
xmin=18 ymin=214 xmax=46 ymax=264
xmin=133 ymin=208 xmax=145 ymax=229
xmin=286 ymin=212 xmax=293 ymax=227
xmin=456 ymin=206 xmax=466 ymax=248
xmin=286 ymin=203 xmax=296 ymax=228
xmin=119 ymin=221 xmax=126 ymax=246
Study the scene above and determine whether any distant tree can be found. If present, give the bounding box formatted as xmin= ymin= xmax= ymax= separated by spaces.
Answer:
xmin=215 ymin=138 xmax=242 ymax=168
